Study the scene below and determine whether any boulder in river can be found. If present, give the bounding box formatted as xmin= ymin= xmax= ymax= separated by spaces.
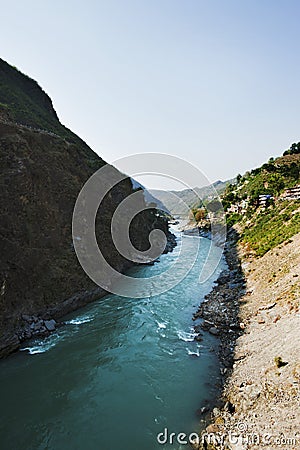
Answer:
xmin=44 ymin=320 xmax=56 ymax=332
xmin=208 ymin=326 xmax=219 ymax=336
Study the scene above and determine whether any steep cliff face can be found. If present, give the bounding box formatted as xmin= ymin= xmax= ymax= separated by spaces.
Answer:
xmin=0 ymin=58 xmax=86 ymax=145
xmin=0 ymin=59 xmax=175 ymax=357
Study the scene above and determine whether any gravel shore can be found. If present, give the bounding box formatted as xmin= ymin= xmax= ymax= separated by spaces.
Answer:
xmin=192 ymin=229 xmax=300 ymax=450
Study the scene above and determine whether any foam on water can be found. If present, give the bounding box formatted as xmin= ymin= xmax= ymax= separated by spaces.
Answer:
xmin=156 ymin=320 xmax=167 ymax=329
xmin=186 ymin=347 xmax=200 ymax=357
xmin=20 ymin=334 xmax=61 ymax=355
xmin=177 ymin=329 xmax=196 ymax=342
xmin=66 ymin=315 xmax=93 ymax=325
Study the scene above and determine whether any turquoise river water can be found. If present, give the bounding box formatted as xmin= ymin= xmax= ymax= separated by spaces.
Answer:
xmin=0 ymin=232 xmax=225 ymax=450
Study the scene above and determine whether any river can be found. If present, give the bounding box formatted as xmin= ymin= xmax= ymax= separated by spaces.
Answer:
xmin=0 ymin=232 xmax=225 ymax=450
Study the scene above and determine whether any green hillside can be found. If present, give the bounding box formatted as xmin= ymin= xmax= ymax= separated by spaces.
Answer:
xmin=222 ymin=144 xmax=300 ymax=256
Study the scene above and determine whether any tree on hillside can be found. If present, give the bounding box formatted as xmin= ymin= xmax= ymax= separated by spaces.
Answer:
xmin=267 ymin=173 xmax=285 ymax=195
xmin=283 ymin=142 xmax=300 ymax=156
xmin=261 ymin=162 xmax=276 ymax=172
xmin=194 ymin=208 xmax=207 ymax=222
xmin=289 ymin=162 xmax=300 ymax=181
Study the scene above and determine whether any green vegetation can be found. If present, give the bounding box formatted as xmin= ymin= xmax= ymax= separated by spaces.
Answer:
xmin=241 ymin=201 xmax=300 ymax=256
xmin=223 ymin=153 xmax=300 ymax=210
xmin=226 ymin=212 xmax=242 ymax=228
xmin=283 ymin=142 xmax=300 ymax=156
xmin=222 ymin=144 xmax=300 ymax=256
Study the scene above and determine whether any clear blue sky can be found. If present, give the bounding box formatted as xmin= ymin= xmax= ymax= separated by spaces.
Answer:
xmin=2 ymin=0 xmax=300 ymax=189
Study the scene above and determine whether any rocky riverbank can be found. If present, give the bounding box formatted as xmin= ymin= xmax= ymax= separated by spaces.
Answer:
xmin=192 ymin=228 xmax=245 ymax=378
xmin=0 ymin=286 xmax=108 ymax=357
xmin=0 ymin=233 xmax=176 ymax=359
xmin=183 ymin=225 xmax=226 ymax=248
xmin=192 ymin=228 xmax=300 ymax=450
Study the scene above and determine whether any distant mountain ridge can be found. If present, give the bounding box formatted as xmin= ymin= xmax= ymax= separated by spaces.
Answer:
xmin=130 ymin=178 xmax=171 ymax=214
xmin=151 ymin=179 xmax=235 ymax=217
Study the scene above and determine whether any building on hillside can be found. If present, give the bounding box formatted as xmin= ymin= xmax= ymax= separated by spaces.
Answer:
xmin=282 ymin=185 xmax=300 ymax=200
xmin=227 ymin=199 xmax=249 ymax=214
xmin=258 ymin=194 xmax=273 ymax=207
xmin=227 ymin=204 xmax=239 ymax=213
xmin=240 ymin=199 xmax=249 ymax=211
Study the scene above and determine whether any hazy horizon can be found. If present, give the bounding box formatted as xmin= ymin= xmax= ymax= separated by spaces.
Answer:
xmin=2 ymin=0 xmax=300 ymax=189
